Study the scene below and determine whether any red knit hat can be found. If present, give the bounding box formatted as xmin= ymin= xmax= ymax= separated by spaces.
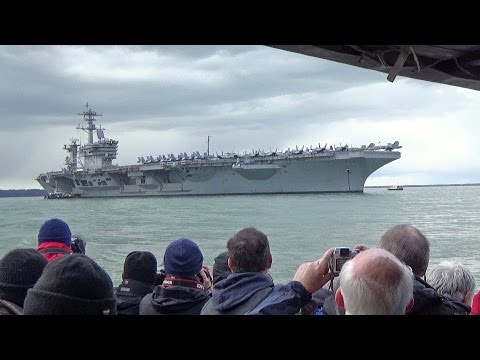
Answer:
xmin=470 ymin=291 xmax=480 ymax=315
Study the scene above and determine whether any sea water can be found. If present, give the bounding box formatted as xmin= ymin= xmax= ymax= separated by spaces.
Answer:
xmin=1 ymin=185 xmax=479 ymax=290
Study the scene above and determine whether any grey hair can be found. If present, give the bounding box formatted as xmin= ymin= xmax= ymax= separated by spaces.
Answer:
xmin=426 ymin=261 xmax=477 ymax=305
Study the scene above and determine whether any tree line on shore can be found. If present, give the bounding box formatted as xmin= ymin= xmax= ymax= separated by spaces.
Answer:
xmin=0 ymin=189 xmax=46 ymax=197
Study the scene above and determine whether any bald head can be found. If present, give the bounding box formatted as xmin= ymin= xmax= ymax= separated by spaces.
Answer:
xmin=379 ymin=224 xmax=429 ymax=277
xmin=354 ymin=248 xmax=408 ymax=286
xmin=337 ymin=248 xmax=414 ymax=315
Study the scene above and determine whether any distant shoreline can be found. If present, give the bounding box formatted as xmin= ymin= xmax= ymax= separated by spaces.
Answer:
xmin=1 ymin=183 xmax=479 ymax=198
xmin=366 ymin=183 xmax=480 ymax=188
xmin=0 ymin=189 xmax=47 ymax=197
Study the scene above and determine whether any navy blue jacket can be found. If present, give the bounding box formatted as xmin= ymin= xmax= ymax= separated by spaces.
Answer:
xmin=245 ymin=280 xmax=311 ymax=315
xmin=201 ymin=272 xmax=311 ymax=315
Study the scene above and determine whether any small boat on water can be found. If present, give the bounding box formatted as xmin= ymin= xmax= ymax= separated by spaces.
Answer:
xmin=388 ymin=185 xmax=403 ymax=191
xmin=45 ymin=188 xmax=80 ymax=199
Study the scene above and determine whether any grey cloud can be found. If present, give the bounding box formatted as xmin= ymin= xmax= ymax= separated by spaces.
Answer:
xmin=0 ymin=45 xmax=479 ymax=188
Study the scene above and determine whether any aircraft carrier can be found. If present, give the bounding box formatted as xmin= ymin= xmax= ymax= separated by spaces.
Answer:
xmin=36 ymin=105 xmax=402 ymax=197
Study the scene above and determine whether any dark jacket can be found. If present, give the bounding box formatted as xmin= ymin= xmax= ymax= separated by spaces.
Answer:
xmin=201 ymin=272 xmax=311 ymax=315
xmin=407 ymin=277 xmax=461 ymax=315
xmin=139 ymin=284 xmax=210 ymax=315
xmin=245 ymin=280 xmax=311 ymax=315
xmin=0 ymin=299 xmax=23 ymax=315
xmin=442 ymin=294 xmax=471 ymax=315
xmin=300 ymin=288 xmax=339 ymax=315
xmin=311 ymin=288 xmax=332 ymax=307
xmin=201 ymin=272 xmax=274 ymax=315
xmin=320 ymin=293 xmax=345 ymax=315
xmin=114 ymin=279 xmax=155 ymax=315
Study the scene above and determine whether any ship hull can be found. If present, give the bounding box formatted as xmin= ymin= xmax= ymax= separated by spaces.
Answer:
xmin=36 ymin=150 xmax=400 ymax=197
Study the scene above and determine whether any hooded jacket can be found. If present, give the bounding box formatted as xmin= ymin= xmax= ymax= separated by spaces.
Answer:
xmin=201 ymin=272 xmax=310 ymax=315
xmin=139 ymin=282 xmax=210 ymax=315
xmin=114 ymin=279 xmax=155 ymax=315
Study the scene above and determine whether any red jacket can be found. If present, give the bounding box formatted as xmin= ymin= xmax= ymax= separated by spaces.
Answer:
xmin=471 ymin=291 xmax=480 ymax=315
xmin=37 ymin=241 xmax=73 ymax=262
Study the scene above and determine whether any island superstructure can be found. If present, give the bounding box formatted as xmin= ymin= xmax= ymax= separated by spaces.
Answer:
xmin=36 ymin=105 xmax=402 ymax=197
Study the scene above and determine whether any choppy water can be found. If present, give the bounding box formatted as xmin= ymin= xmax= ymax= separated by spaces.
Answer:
xmin=1 ymin=185 xmax=480 ymax=290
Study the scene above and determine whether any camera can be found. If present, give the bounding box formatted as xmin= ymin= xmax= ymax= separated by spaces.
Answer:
xmin=197 ymin=267 xmax=212 ymax=284
xmin=330 ymin=247 xmax=359 ymax=275
xmin=155 ymin=268 xmax=166 ymax=286
xmin=71 ymin=235 xmax=86 ymax=254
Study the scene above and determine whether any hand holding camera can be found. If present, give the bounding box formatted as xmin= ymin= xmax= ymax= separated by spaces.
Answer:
xmin=155 ymin=268 xmax=166 ymax=286
xmin=197 ymin=265 xmax=213 ymax=293
xmin=293 ymin=247 xmax=334 ymax=294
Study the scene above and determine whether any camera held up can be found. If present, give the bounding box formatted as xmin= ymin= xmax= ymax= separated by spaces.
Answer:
xmin=197 ymin=266 xmax=213 ymax=284
xmin=329 ymin=247 xmax=359 ymax=276
xmin=71 ymin=235 xmax=86 ymax=254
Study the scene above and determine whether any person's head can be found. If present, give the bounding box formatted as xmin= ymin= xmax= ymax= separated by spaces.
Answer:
xmin=336 ymin=248 xmax=414 ymax=315
xmin=163 ymin=238 xmax=203 ymax=277
xmin=0 ymin=248 xmax=48 ymax=307
xmin=122 ymin=251 xmax=158 ymax=285
xmin=37 ymin=218 xmax=72 ymax=247
xmin=212 ymin=251 xmax=231 ymax=284
xmin=426 ymin=261 xmax=477 ymax=306
xmin=379 ymin=224 xmax=429 ymax=277
xmin=23 ymin=254 xmax=116 ymax=315
xmin=226 ymin=227 xmax=272 ymax=273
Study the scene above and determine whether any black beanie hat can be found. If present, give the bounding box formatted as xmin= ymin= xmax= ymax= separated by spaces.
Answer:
xmin=23 ymin=254 xmax=116 ymax=315
xmin=213 ymin=251 xmax=231 ymax=284
xmin=122 ymin=251 xmax=157 ymax=284
xmin=0 ymin=248 xmax=48 ymax=307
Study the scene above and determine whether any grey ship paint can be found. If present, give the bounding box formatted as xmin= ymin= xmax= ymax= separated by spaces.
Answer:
xmin=36 ymin=105 xmax=402 ymax=197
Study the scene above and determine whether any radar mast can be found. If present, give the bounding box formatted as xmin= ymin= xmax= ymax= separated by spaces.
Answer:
xmin=77 ymin=102 xmax=105 ymax=145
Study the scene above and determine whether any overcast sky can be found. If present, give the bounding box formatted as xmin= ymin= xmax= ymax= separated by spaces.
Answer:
xmin=0 ymin=45 xmax=479 ymax=189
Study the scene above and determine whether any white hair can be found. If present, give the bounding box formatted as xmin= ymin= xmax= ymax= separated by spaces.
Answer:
xmin=426 ymin=261 xmax=476 ymax=305
xmin=339 ymin=249 xmax=414 ymax=315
